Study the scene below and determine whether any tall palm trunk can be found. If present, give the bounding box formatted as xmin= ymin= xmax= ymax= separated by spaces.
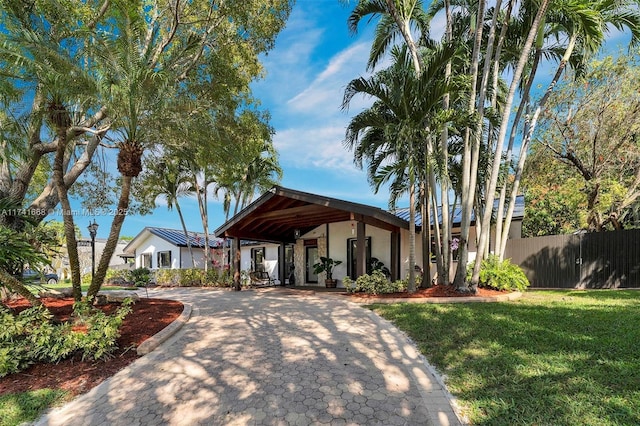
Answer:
xmin=407 ymin=169 xmax=417 ymax=292
xmin=496 ymin=41 xmax=542 ymax=258
xmin=454 ymin=0 xmax=487 ymax=290
xmin=193 ymin=173 xmax=211 ymax=272
xmin=87 ymin=175 xmax=133 ymax=300
xmin=175 ymin=200 xmax=195 ymax=267
xmin=489 ymin=0 xmax=516 ymax=259
xmin=471 ymin=0 xmax=551 ymax=285
xmin=439 ymin=0 xmax=453 ymax=285
xmin=499 ymin=33 xmax=578 ymax=257
xmin=87 ymin=139 xmax=143 ymax=300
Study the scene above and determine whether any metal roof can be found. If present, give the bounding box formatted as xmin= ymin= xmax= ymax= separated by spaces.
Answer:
xmin=123 ymin=227 xmax=225 ymax=254
xmin=392 ymin=195 xmax=525 ymax=226
xmin=147 ymin=227 xmax=225 ymax=248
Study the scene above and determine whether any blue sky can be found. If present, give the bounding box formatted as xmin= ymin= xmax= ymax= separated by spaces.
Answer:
xmin=71 ymin=1 xmax=632 ymax=240
xmin=76 ymin=1 xmax=392 ymax=239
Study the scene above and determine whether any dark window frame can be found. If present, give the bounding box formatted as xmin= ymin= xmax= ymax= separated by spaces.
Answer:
xmin=251 ymin=247 xmax=266 ymax=271
xmin=347 ymin=237 xmax=372 ymax=279
xmin=141 ymin=253 xmax=152 ymax=269
xmin=157 ymin=251 xmax=172 ymax=268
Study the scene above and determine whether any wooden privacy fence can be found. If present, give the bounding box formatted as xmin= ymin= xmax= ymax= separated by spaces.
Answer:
xmin=504 ymin=229 xmax=640 ymax=289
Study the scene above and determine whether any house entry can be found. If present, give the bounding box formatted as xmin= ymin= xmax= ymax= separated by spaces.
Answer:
xmin=305 ymin=241 xmax=319 ymax=283
xmin=347 ymin=237 xmax=371 ymax=279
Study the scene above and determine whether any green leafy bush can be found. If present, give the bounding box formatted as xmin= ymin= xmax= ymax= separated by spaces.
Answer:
xmin=72 ymin=299 xmax=133 ymax=360
xmin=469 ymin=255 xmax=530 ymax=292
xmin=155 ymin=268 xmax=232 ymax=287
xmin=343 ymin=271 xmax=407 ymax=295
xmin=0 ymin=299 xmax=133 ymax=376
xmin=129 ymin=268 xmax=151 ymax=287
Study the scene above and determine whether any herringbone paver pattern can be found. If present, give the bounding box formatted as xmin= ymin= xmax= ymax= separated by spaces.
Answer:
xmin=34 ymin=288 xmax=462 ymax=425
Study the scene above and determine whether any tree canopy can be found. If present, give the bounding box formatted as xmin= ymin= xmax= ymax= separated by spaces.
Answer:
xmin=525 ymin=53 xmax=640 ymax=234
xmin=0 ymin=0 xmax=292 ymax=302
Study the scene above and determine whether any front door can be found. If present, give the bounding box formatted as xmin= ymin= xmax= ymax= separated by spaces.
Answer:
xmin=306 ymin=245 xmax=319 ymax=283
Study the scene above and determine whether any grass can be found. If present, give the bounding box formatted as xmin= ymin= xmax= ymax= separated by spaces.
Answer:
xmin=369 ymin=290 xmax=640 ymax=425
xmin=39 ymin=281 xmax=137 ymax=293
xmin=0 ymin=390 xmax=70 ymax=426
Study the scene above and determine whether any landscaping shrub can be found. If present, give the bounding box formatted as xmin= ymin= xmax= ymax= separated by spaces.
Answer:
xmin=155 ymin=268 xmax=232 ymax=287
xmin=129 ymin=267 xmax=151 ymax=287
xmin=105 ymin=268 xmax=131 ymax=285
xmin=0 ymin=299 xmax=133 ymax=377
xmin=468 ymin=255 xmax=530 ymax=292
xmin=343 ymin=271 xmax=407 ymax=295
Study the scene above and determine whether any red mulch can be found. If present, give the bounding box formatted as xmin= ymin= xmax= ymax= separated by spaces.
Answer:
xmin=0 ymin=297 xmax=183 ymax=397
xmin=348 ymin=284 xmax=507 ymax=299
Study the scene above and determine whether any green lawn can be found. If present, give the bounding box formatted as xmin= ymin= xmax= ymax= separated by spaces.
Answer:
xmin=370 ymin=290 xmax=640 ymax=425
xmin=0 ymin=390 xmax=69 ymax=426
xmin=39 ymin=282 xmax=137 ymax=293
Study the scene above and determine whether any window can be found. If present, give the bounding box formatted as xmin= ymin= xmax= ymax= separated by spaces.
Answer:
xmin=251 ymin=247 xmax=265 ymax=271
xmin=306 ymin=245 xmax=318 ymax=283
xmin=284 ymin=245 xmax=294 ymax=284
xmin=141 ymin=253 xmax=152 ymax=269
xmin=347 ymin=237 xmax=371 ymax=279
xmin=431 ymin=234 xmax=461 ymax=262
xmin=157 ymin=251 xmax=171 ymax=268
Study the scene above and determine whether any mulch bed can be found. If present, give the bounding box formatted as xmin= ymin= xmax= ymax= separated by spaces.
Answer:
xmin=0 ymin=297 xmax=183 ymax=396
xmin=348 ymin=284 xmax=508 ymax=299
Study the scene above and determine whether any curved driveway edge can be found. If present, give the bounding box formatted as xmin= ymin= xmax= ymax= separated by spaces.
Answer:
xmin=137 ymin=303 xmax=193 ymax=355
xmin=34 ymin=287 xmax=464 ymax=426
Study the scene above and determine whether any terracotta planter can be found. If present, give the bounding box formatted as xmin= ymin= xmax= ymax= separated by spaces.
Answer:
xmin=325 ymin=279 xmax=337 ymax=288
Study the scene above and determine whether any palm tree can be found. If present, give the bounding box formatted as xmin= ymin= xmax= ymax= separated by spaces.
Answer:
xmin=138 ymin=153 xmax=196 ymax=266
xmin=348 ymin=0 xmax=450 ymax=290
xmin=87 ymin=3 xmax=170 ymax=300
xmin=496 ymin=0 xmax=640 ymax=259
xmin=343 ymin=44 xmax=457 ymax=292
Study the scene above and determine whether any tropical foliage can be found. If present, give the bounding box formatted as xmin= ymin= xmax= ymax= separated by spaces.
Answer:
xmin=343 ymin=271 xmax=407 ymax=295
xmin=0 ymin=299 xmax=133 ymax=377
xmin=0 ymin=0 xmax=292 ymax=301
xmin=344 ymin=0 xmax=640 ymax=291
xmin=525 ymin=53 xmax=640 ymax=233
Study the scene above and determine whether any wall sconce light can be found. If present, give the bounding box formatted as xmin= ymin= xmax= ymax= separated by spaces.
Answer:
xmin=294 ymin=229 xmax=301 ymax=239
xmin=351 ymin=222 xmax=355 ymax=235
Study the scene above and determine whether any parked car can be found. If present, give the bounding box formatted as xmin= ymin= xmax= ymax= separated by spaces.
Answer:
xmin=22 ymin=269 xmax=59 ymax=285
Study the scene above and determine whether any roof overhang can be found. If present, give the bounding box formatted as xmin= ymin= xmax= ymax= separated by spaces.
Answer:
xmin=214 ymin=186 xmax=409 ymax=244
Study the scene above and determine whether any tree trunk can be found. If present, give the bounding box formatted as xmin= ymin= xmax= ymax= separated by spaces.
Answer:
xmin=471 ymin=1 xmax=551 ymax=285
xmin=454 ymin=0 xmax=487 ymax=291
xmin=0 ymin=270 xmax=42 ymax=307
xmin=87 ymin=175 xmax=133 ymax=301
xmin=407 ymin=164 xmax=417 ymax=292
xmin=499 ymin=33 xmax=577 ymax=257
xmin=52 ymin=128 xmax=82 ymax=301
xmin=175 ymin=200 xmax=195 ymax=267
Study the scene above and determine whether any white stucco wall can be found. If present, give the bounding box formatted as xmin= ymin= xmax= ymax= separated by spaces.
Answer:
xmin=135 ymin=234 xmax=180 ymax=269
xmin=240 ymin=242 xmax=282 ymax=281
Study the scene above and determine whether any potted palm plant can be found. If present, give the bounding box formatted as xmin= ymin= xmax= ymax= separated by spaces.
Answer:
xmin=313 ymin=256 xmax=343 ymax=288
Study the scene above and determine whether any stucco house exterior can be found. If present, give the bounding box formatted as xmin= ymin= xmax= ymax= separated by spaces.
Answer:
xmin=214 ymin=186 xmax=524 ymax=289
xmin=122 ymin=227 xmax=226 ymax=270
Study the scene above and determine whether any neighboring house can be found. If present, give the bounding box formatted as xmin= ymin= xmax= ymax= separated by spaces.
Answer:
xmin=54 ymin=239 xmax=131 ymax=279
xmin=122 ymin=227 xmax=226 ymax=270
xmin=215 ymin=186 xmax=524 ymax=288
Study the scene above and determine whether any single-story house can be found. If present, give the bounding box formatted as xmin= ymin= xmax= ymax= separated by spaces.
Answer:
xmin=214 ymin=186 xmax=524 ymax=288
xmin=122 ymin=227 xmax=226 ymax=270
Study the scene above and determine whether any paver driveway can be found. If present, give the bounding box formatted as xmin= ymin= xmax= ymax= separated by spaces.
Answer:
xmin=35 ymin=287 xmax=462 ymax=426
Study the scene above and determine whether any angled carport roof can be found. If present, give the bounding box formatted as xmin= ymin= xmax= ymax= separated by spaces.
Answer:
xmin=214 ymin=186 xmax=410 ymax=244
